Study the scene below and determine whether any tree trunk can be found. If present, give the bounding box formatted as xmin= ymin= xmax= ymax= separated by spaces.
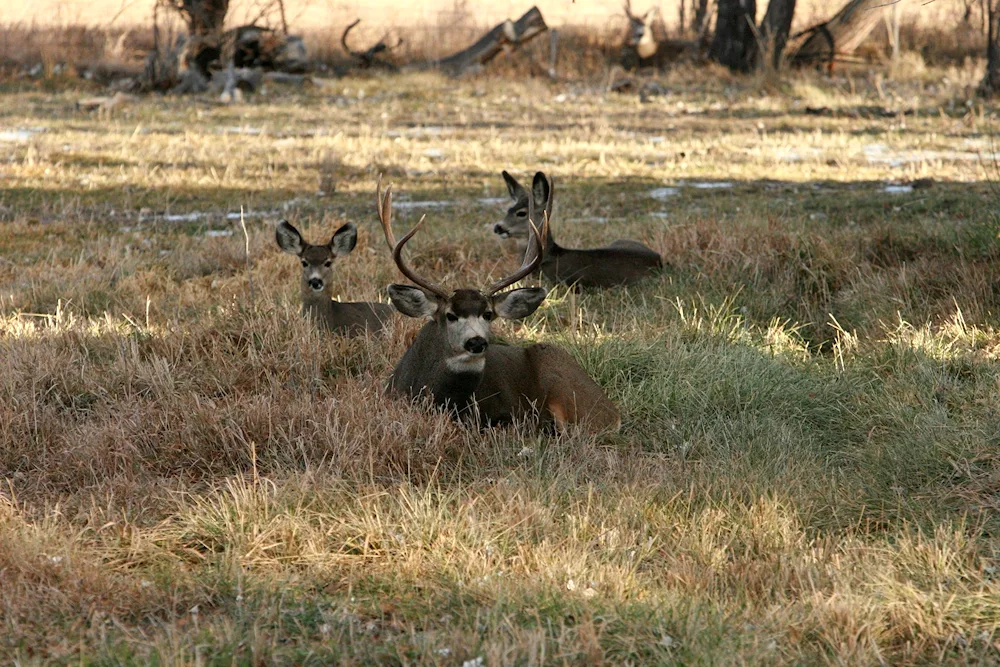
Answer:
xmin=160 ymin=0 xmax=229 ymax=79
xmin=693 ymin=0 xmax=713 ymax=37
xmin=757 ymin=0 xmax=796 ymax=69
xmin=979 ymin=0 xmax=1000 ymax=96
xmin=433 ymin=6 xmax=548 ymax=76
xmin=710 ymin=0 xmax=757 ymax=72
xmin=791 ymin=0 xmax=885 ymax=69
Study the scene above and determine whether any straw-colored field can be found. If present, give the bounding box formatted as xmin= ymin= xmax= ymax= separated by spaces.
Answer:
xmin=2 ymin=54 xmax=1000 ymax=664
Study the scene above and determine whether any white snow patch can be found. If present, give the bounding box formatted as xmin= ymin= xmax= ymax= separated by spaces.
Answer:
xmin=0 ymin=127 xmax=44 ymax=142
xmin=649 ymin=187 xmax=680 ymax=200
xmin=392 ymin=199 xmax=456 ymax=210
xmin=692 ymin=181 xmax=733 ymax=189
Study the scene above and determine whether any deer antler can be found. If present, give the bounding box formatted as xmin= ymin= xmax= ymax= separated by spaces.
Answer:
xmin=376 ymin=175 xmax=449 ymax=300
xmin=623 ymin=0 xmax=636 ymax=19
xmin=485 ymin=212 xmax=547 ymax=297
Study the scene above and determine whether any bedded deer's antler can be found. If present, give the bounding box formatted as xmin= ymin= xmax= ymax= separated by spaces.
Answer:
xmin=376 ymin=175 xmax=450 ymax=300
xmin=484 ymin=213 xmax=547 ymax=297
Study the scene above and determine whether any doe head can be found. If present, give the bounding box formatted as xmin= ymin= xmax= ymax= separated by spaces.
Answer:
xmin=377 ymin=176 xmax=547 ymax=364
xmin=495 ymin=170 xmax=553 ymax=243
xmin=623 ymin=2 xmax=659 ymax=57
xmin=275 ymin=220 xmax=358 ymax=294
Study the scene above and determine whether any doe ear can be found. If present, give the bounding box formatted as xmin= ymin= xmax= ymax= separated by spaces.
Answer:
xmin=531 ymin=172 xmax=552 ymax=213
xmin=275 ymin=220 xmax=305 ymax=255
xmin=501 ymin=170 xmax=527 ymax=200
xmin=387 ymin=284 xmax=440 ymax=319
xmin=330 ymin=222 xmax=358 ymax=256
xmin=493 ymin=286 xmax=547 ymax=320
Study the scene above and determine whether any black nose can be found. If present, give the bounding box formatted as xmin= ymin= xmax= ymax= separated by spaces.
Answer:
xmin=464 ymin=337 xmax=488 ymax=354
xmin=493 ymin=224 xmax=506 ymax=235
xmin=308 ymin=278 xmax=324 ymax=290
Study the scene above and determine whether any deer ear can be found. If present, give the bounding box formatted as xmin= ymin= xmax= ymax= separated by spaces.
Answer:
xmin=502 ymin=170 xmax=526 ymax=200
xmin=493 ymin=287 xmax=547 ymax=320
xmin=330 ymin=222 xmax=358 ymax=256
xmin=387 ymin=284 xmax=439 ymax=318
xmin=643 ymin=7 xmax=657 ymax=21
xmin=531 ymin=172 xmax=551 ymax=211
xmin=275 ymin=220 xmax=304 ymax=255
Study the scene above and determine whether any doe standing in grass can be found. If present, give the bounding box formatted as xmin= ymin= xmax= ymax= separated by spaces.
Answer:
xmin=275 ymin=219 xmax=394 ymax=335
xmin=494 ymin=171 xmax=662 ymax=288
xmin=378 ymin=177 xmax=620 ymax=433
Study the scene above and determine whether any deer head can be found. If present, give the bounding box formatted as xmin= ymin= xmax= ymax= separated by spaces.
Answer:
xmin=623 ymin=1 xmax=660 ymax=58
xmin=377 ymin=176 xmax=548 ymax=370
xmin=275 ymin=220 xmax=358 ymax=298
xmin=495 ymin=171 xmax=554 ymax=254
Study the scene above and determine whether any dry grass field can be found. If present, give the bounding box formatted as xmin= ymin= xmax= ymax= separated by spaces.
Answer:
xmin=2 ymin=52 xmax=1000 ymax=663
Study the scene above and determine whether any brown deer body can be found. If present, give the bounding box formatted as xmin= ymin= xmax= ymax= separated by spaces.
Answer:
xmin=377 ymin=179 xmax=620 ymax=433
xmin=494 ymin=171 xmax=662 ymax=288
xmin=276 ymin=220 xmax=394 ymax=335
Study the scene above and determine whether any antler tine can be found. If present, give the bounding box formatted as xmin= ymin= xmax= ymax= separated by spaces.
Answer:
xmin=375 ymin=173 xmax=395 ymax=250
xmin=485 ymin=212 xmax=547 ymax=297
xmin=375 ymin=176 xmax=449 ymax=300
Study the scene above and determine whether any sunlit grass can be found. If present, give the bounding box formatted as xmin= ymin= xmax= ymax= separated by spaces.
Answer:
xmin=2 ymin=67 xmax=1000 ymax=663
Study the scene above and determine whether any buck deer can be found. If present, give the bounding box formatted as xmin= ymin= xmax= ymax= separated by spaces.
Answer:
xmin=493 ymin=171 xmax=662 ymax=288
xmin=275 ymin=220 xmax=394 ymax=335
xmin=376 ymin=178 xmax=620 ymax=433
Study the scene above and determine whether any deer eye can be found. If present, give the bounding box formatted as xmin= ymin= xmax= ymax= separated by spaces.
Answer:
xmin=300 ymin=259 xmax=308 ymax=267
xmin=446 ymin=313 xmax=458 ymax=322
xmin=323 ymin=260 xmax=332 ymax=267
xmin=516 ymin=210 xmax=528 ymax=218
xmin=483 ymin=311 xmax=495 ymax=322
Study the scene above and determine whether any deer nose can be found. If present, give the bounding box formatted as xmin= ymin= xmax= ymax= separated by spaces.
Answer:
xmin=493 ymin=224 xmax=507 ymax=235
xmin=308 ymin=278 xmax=324 ymax=290
xmin=464 ymin=336 xmax=488 ymax=355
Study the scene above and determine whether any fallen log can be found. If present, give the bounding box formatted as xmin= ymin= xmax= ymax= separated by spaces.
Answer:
xmin=791 ymin=0 xmax=886 ymax=70
xmin=430 ymin=6 xmax=548 ymax=76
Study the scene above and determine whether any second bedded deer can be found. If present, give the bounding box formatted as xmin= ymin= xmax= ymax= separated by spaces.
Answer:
xmin=494 ymin=171 xmax=662 ymax=288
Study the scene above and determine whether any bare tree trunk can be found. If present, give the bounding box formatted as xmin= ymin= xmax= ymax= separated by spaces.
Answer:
xmin=710 ymin=0 xmax=757 ymax=72
xmin=757 ymin=0 xmax=796 ymax=69
xmin=791 ymin=0 xmax=885 ymax=69
xmin=180 ymin=0 xmax=229 ymax=37
xmin=158 ymin=0 xmax=230 ymax=79
xmin=980 ymin=0 xmax=1000 ymax=96
xmin=694 ymin=0 xmax=713 ymax=36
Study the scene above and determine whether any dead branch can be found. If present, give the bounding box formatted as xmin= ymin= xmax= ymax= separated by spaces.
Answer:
xmin=341 ymin=19 xmax=402 ymax=70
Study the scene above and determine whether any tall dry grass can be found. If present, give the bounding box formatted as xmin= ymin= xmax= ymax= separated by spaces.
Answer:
xmin=1 ymin=59 xmax=1000 ymax=662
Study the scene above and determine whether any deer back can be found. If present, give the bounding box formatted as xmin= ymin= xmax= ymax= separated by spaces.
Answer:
xmin=542 ymin=244 xmax=662 ymax=288
xmin=474 ymin=343 xmax=620 ymax=432
xmin=316 ymin=300 xmax=394 ymax=335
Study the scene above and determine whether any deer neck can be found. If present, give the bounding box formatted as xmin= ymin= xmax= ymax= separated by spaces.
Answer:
xmin=637 ymin=25 xmax=658 ymax=59
xmin=407 ymin=322 xmax=486 ymax=408
xmin=301 ymin=284 xmax=335 ymax=317
xmin=518 ymin=225 xmax=559 ymax=263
